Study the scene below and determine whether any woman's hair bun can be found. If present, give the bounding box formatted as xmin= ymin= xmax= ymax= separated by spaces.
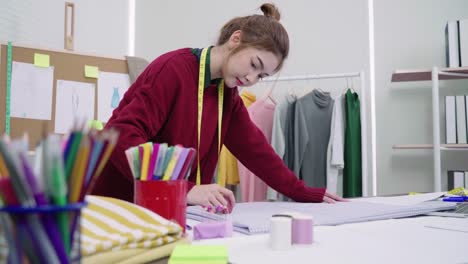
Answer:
xmin=260 ymin=3 xmax=281 ymax=21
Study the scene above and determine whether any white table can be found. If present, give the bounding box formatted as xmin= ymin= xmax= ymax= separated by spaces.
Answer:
xmin=187 ymin=197 xmax=468 ymax=264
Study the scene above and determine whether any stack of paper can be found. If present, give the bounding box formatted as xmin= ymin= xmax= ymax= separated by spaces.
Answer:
xmin=187 ymin=201 xmax=456 ymax=235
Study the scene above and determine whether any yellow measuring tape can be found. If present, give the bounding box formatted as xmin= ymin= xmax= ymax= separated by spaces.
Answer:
xmin=196 ymin=48 xmax=224 ymax=185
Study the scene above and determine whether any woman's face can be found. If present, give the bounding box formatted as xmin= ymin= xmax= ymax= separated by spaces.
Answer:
xmin=222 ymin=47 xmax=280 ymax=88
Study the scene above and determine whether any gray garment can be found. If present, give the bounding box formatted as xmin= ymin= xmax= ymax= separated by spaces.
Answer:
xmin=283 ymin=98 xmax=297 ymax=171
xmin=294 ymin=90 xmax=334 ymax=188
xmin=267 ymin=94 xmax=297 ymax=200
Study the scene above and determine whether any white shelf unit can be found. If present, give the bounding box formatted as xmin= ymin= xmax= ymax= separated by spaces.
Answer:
xmin=393 ymin=144 xmax=468 ymax=150
xmin=391 ymin=67 xmax=468 ymax=192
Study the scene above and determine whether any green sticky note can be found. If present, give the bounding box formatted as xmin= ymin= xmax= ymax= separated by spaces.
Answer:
xmin=88 ymin=120 xmax=104 ymax=130
xmin=169 ymin=245 xmax=228 ymax=264
xmin=34 ymin=53 xmax=50 ymax=67
xmin=85 ymin=65 xmax=99 ymax=78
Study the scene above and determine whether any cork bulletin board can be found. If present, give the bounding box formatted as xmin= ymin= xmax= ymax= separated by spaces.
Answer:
xmin=0 ymin=43 xmax=128 ymax=148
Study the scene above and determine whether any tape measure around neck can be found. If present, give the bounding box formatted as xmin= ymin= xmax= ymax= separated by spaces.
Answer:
xmin=196 ymin=48 xmax=224 ymax=185
xmin=5 ymin=42 xmax=12 ymax=135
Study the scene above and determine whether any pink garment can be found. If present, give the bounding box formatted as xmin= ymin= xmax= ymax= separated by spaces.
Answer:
xmin=238 ymin=97 xmax=276 ymax=202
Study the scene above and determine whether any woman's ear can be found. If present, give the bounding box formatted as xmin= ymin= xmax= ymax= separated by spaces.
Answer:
xmin=227 ymin=30 xmax=242 ymax=50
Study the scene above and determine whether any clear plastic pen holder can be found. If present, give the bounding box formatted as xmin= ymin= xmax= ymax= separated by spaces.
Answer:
xmin=0 ymin=202 xmax=87 ymax=264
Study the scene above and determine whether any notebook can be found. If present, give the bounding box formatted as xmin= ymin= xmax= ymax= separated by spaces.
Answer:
xmin=186 ymin=201 xmax=456 ymax=235
xmin=426 ymin=202 xmax=468 ymax=218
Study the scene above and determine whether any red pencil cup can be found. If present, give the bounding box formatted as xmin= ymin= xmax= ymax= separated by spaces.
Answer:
xmin=134 ymin=180 xmax=187 ymax=232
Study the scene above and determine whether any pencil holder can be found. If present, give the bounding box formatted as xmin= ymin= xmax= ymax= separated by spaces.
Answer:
xmin=134 ymin=180 xmax=187 ymax=232
xmin=0 ymin=203 xmax=87 ymax=264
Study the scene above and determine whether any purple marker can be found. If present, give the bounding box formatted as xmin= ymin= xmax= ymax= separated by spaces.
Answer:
xmin=20 ymin=154 xmax=69 ymax=263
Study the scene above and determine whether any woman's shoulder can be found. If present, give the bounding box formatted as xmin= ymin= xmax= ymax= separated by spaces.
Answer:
xmin=138 ymin=48 xmax=197 ymax=81
xmin=149 ymin=48 xmax=196 ymax=70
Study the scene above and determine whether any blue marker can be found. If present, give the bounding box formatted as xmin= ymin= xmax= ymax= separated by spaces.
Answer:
xmin=442 ymin=196 xmax=468 ymax=202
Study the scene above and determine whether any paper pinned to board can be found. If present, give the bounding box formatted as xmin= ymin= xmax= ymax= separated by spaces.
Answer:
xmin=10 ymin=61 xmax=54 ymax=120
xmin=97 ymin=71 xmax=130 ymax=122
xmin=54 ymin=80 xmax=95 ymax=134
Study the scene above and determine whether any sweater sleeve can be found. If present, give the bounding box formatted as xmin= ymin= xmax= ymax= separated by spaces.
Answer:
xmin=224 ymin=95 xmax=325 ymax=202
xmin=105 ymin=57 xmax=183 ymax=182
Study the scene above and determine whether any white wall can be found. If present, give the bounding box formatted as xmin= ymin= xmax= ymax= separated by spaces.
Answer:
xmin=374 ymin=0 xmax=468 ymax=195
xmin=135 ymin=0 xmax=369 ymax=76
xmin=0 ymin=0 xmax=63 ymax=49
xmin=0 ymin=0 xmax=129 ymax=57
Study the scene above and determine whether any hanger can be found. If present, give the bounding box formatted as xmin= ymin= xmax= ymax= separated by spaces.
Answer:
xmin=350 ymin=77 xmax=357 ymax=93
xmin=262 ymin=74 xmax=280 ymax=105
xmin=265 ymin=85 xmax=277 ymax=105
xmin=288 ymin=82 xmax=296 ymax=97
xmin=287 ymin=83 xmax=293 ymax=96
xmin=342 ymin=77 xmax=353 ymax=95
xmin=300 ymin=76 xmax=313 ymax=98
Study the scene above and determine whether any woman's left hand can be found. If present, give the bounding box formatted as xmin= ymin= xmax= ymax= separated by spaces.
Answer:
xmin=323 ymin=191 xmax=349 ymax=203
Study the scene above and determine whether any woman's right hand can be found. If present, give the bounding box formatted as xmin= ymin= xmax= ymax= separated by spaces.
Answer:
xmin=187 ymin=183 xmax=236 ymax=213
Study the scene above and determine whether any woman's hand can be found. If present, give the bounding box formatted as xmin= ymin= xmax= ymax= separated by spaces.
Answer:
xmin=323 ymin=191 xmax=349 ymax=203
xmin=187 ymin=184 xmax=236 ymax=213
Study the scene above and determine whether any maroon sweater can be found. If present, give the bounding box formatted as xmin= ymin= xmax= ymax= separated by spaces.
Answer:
xmin=91 ymin=48 xmax=326 ymax=202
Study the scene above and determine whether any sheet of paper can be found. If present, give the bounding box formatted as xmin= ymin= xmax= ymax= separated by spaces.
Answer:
xmin=10 ymin=61 xmax=54 ymax=120
xmin=187 ymin=200 xmax=455 ymax=234
xmin=97 ymin=71 xmax=130 ymax=122
xmin=351 ymin=192 xmax=445 ymax=205
xmin=54 ymin=80 xmax=95 ymax=134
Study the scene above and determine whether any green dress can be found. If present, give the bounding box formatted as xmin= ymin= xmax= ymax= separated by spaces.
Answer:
xmin=343 ymin=89 xmax=362 ymax=197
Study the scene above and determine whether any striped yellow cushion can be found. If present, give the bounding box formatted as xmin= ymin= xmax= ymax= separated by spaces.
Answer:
xmin=82 ymin=195 xmax=183 ymax=257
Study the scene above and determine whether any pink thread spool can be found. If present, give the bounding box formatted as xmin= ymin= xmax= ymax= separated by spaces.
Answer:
xmin=291 ymin=214 xmax=314 ymax=244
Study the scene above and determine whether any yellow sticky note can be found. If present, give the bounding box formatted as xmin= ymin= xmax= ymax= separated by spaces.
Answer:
xmin=34 ymin=53 xmax=50 ymax=67
xmin=88 ymin=120 xmax=104 ymax=130
xmin=84 ymin=65 xmax=99 ymax=78
xmin=169 ymin=245 xmax=228 ymax=264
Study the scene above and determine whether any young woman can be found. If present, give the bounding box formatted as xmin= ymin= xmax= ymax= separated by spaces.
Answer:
xmin=91 ymin=3 xmax=346 ymax=212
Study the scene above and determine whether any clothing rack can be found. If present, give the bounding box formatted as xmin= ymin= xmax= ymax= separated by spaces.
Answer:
xmin=261 ymin=71 xmax=362 ymax=83
xmin=259 ymin=70 xmax=374 ymax=197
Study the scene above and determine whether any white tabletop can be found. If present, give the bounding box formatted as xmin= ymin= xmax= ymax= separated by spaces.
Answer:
xmin=187 ymin=195 xmax=468 ymax=264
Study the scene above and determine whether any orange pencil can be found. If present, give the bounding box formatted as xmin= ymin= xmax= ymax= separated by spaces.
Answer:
xmin=69 ymin=137 xmax=90 ymax=203
xmin=0 ymin=154 xmax=8 ymax=177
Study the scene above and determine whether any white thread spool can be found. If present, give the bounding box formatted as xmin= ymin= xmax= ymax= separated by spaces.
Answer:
xmin=269 ymin=216 xmax=292 ymax=250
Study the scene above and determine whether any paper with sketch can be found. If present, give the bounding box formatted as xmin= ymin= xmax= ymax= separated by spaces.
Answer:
xmin=55 ymin=80 xmax=95 ymax=134
xmin=10 ymin=61 xmax=54 ymax=120
xmin=187 ymin=201 xmax=455 ymax=235
xmin=97 ymin=71 xmax=130 ymax=122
